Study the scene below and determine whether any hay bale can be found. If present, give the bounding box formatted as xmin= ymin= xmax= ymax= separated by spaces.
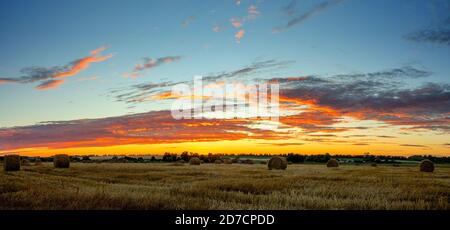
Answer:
xmin=21 ymin=159 xmax=31 ymax=166
xmin=4 ymin=155 xmax=21 ymax=171
xmin=214 ymin=159 xmax=223 ymax=164
xmin=189 ymin=157 xmax=201 ymax=165
xmin=326 ymin=158 xmax=339 ymax=168
xmin=371 ymin=163 xmax=377 ymax=167
xmin=420 ymin=159 xmax=434 ymax=172
xmin=53 ymin=154 xmax=70 ymax=168
xmin=267 ymin=157 xmax=288 ymax=170
xmin=243 ymin=159 xmax=254 ymax=164
xmin=223 ymin=158 xmax=232 ymax=164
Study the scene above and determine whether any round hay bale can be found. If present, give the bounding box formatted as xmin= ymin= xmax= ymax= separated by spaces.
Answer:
xmin=420 ymin=159 xmax=434 ymax=172
xmin=371 ymin=163 xmax=377 ymax=167
xmin=214 ymin=159 xmax=223 ymax=164
xmin=267 ymin=157 xmax=288 ymax=170
xmin=4 ymin=155 xmax=21 ymax=171
xmin=21 ymin=159 xmax=31 ymax=166
xmin=53 ymin=154 xmax=70 ymax=168
xmin=223 ymin=158 xmax=232 ymax=164
xmin=326 ymin=158 xmax=339 ymax=168
xmin=244 ymin=159 xmax=254 ymax=164
xmin=189 ymin=157 xmax=201 ymax=165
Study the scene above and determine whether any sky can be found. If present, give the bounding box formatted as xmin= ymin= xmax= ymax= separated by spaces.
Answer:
xmin=0 ymin=0 xmax=449 ymax=156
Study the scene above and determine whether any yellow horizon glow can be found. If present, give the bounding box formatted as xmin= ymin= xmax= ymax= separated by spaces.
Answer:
xmin=1 ymin=138 xmax=449 ymax=157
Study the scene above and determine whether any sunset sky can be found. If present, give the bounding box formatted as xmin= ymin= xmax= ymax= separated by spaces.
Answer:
xmin=0 ymin=0 xmax=449 ymax=156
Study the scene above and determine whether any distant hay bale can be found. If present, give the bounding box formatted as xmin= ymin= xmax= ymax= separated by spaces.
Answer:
xmin=223 ymin=158 xmax=232 ymax=164
xmin=189 ymin=157 xmax=201 ymax=165
xmin=243 ymin=159 xmax=254 ymax=164
xmin=214 ymin=159 xmax=223 ymax=164
xmin=53 ymin=154 xmax=70 ymax=168
xmin=420 ymin=159 xmax=434 ymax=172
xmin=326 ymin=158 xmax=339 ymax=168
xmin=21 ymin=159 xmax=31 ymax=166
xmin=393 ymin=164 xmax=400 ymax=167
xmin=4 ymin=155 xmax=21 ymax=171
xmin=231 ymin=158 xmax=239 ymax=163
xmin=267 ymin=157 xmax=287 ymax=170
xmin=371 ymin=163 xmax=377 ymax=167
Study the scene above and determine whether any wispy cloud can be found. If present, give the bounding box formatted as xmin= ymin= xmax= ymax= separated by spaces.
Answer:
xmin=212 ymin=24 xmax=225 ymax=32
xmin=181 ymin=16 xmax=196 ymax=27
xmin=282 ymin=0 xmax=298 ymax=16
xmin=235 ymin=29 xmax=245 ymax=43
xmin=405 ymin=29 xmax=450 ymax=46
xmin=404 ymin=16 xmax=450 ymax=46
xmin=273 ymin=0 xmax=344 ymax=33
xmin=0 ymin=47 xmax=112 ymax=90
xmin=230 ymin=17 xmax=243 ymax=28
xmin=35 ymin=79 xmax=66 ymax=90
xmin=261 ymin=142 xmax=304 ymax=146
xmin=125 ymin=56 xmax=183 ymax=78
xmin=247 ymin=5 xmax=260 ymax=19
xmin=400 ymin=144 xmax=429 ymax=148
xmin=112 ymin=59 xmax=292 ymax=104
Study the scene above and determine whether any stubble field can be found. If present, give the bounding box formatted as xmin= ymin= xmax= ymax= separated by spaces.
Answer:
xmin=0 ymin=162 xmax=449 ymax=210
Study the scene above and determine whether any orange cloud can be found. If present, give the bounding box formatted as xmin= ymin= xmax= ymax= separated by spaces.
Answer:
xmin=52 ymin=47 xmax=112 ymax=79
xmin=0 ymin=47 xmax=112 ymax=90
xmin=35 ymin=79 xmax=66 ymax=90
xmin=0 ymin=110 xmax=286 ymax=151
xmin=235 ymin=29 xmax=245 ymax=43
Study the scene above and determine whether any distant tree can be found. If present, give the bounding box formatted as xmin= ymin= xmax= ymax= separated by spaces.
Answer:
xmin=286 ymin=153 xmax=305 ymax=163
xmin=180 ymin=151 xmax=189 ymax=162
xmin=82 ymin=156 xmax=91 ymax=161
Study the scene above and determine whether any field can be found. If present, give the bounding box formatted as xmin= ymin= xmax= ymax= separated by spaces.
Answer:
xmin=1 ymin=162 xmax=449 ymax=210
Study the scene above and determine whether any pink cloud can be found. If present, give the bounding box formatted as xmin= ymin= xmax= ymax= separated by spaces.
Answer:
xmin=248 ymin=5 xmax=260 ymax=19
xmin=235 ymin=29 xmax=245 ymax=43
xmin=35 ymin=79 xmax=66 ymax=90
xmin=230 ymin=18 xmax=243 ymax=28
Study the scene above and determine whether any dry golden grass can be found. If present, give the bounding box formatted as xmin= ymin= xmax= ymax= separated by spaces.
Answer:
xmin=0 ymin=163 xmax=449 ymax=210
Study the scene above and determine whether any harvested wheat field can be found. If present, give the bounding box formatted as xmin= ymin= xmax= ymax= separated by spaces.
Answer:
xmin=0 ymin=163 xmax=449 ymax=210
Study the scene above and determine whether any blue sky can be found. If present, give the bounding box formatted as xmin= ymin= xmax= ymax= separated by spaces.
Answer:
xmin=1 ymin=0 xmax=449 ymax=127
